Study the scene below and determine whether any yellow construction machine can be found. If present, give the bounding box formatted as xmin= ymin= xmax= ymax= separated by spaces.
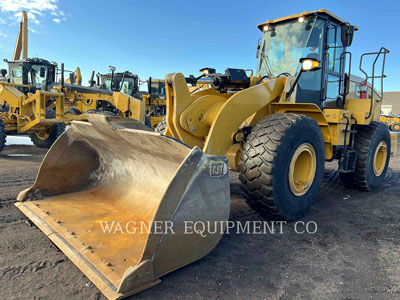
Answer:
xmin=16 ymin=9 xmax=391 ymax=299
xmin=0 ymin=11 xmax=146 ymax=152
xmin=381 ymin=114 xmax=400 ymax=132
xmin=94 ymin=66 xmax=166 ymax=127
xmin=0 ymin=11 xmax=74 ymax=150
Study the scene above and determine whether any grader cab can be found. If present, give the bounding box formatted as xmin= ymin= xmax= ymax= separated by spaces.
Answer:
xmin=16 ymin=9 xmax=390 ymax=299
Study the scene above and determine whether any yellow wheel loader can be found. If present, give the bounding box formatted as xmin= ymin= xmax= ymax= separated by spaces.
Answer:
xmin=0 ymin=59 xmax=145 ymax=151
xmin=16 ymin=9 xmax=390 ymax=299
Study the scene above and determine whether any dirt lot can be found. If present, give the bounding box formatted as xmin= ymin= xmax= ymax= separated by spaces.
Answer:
xmin=1 ymin=143 xmax=400 ymax=300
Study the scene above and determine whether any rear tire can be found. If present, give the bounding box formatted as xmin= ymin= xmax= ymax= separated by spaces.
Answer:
xmin=339 ymin=121 xmax=390 ymax=191
xmin=155 ymin=117 xmax=167 ymax=134
xmin=239 ymin=113 xmax=325 ymax=220
xmin=29 ymin=109 xmax=65 ymax=149
xmin=0 ymin=119 xmax=6 ymax=153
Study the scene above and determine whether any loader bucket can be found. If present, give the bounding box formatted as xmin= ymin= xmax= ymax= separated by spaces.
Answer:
xmin=15 ymin=115 xmax=230 ymax=299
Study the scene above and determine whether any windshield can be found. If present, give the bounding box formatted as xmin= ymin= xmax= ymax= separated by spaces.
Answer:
xmin=150 ymin=81 xmax=165 ymax=96
xmin=9 ymin=65 xmax=23 ymax=84
xmin=257 ymin=17 xmax=324 ymax=77
xmin=104 ymin=76 xmax=137 ymax=95
xmin=27 ymin=64 xmax=48 ymax=88
xmin=119 ymin=78 xmax=137 ymax=95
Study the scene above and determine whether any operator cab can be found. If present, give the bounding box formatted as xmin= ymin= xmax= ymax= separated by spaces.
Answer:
xmin=100 ymin=70 xmax=139 ymax=97
xmin=4 ymin=57 xmax=56 ymax=93
xmin=149 ymin=79 xmax=166 ymax=99
xmin=257 ymin=10 xmax=359 ymax=108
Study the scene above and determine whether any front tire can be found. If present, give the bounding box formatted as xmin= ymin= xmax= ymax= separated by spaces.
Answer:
xmin=0 ymin=119 xmax=6 ymax=153
xmin=239 ymin=113 xmax=325 ymax=220
xmin=339 ymin=121 xmax=390 ymax=191
xmin=29 ymin=109 xmax=65 ymax=149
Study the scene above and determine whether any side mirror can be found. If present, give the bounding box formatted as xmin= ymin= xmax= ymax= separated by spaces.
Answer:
xmin=256 ymin=38 xmax=261 ymax=59
xmin=300 ymin=57 xmax=321 ymax=72
xmin=341 ymin=24 xmax=355 ymax=47
xmin=39 ymin=67 xmax=46 ymax=78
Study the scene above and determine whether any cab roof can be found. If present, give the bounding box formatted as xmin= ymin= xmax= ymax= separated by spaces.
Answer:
xmin=257 ymin=9 xmax=358 ymax=31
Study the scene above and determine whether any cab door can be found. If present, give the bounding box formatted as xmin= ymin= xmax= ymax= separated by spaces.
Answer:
xmin=323 ymin=22 xmax=346 ymax=108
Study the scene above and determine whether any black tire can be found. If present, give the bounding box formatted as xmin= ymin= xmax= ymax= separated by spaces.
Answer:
xmin=339 ymin=122 xmax=390 ymax=191
xmin=155 ymin=117 xmax=166 ymax=134
xmin=0 ymin=119 xmax=6 ymax=153
xmin=29 ymin=109 xmax=65 ymax=149
xmin=390 ymin=123 xmax=400 ymax=132
xmin=239 ymin=113 xmax=325 ymax=220
xmin=145 ymin=116 xmax=152 ymax=128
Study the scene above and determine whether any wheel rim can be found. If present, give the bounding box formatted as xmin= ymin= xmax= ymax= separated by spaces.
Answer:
xmin=35 ymin=129 xmax=50 ymax=141
xmin=373 ymin=141 xmax=387 ymax=176
xmin=288 ymin=143 xmax=317 ymax=196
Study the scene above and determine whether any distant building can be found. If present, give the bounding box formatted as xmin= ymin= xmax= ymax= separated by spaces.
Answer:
xmin=382 ymin=91 xmax=400 ymax=115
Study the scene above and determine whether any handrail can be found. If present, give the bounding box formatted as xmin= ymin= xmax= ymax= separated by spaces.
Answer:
xmin=359 ymin=47 xmax=389 ymax=119
xmin=339 ymin=51 xmax=352 ymax=99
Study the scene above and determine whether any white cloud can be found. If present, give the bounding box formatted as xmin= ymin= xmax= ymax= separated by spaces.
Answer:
xmin=0 ymin=0 xmax=68 ymax=25
xmin=28 ymin=27 xmax=38 ymax=33
xmin=13 ymin=11 xmax=39 ymax=24
xmin=0 ymin=0 xmax=57 ymax=13
xmin=0 ymin=30 xmax=6 ymax=38
xmin=53 ymin=18 xmax=60 ymax=23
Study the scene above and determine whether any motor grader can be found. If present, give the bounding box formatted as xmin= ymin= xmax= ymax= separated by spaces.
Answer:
xmin=0 ymin=58 xmax=145 ymax=151
xmin=95 ymin=66 xmax=166 ymax=127
xmin=0 ymin=11 xmax=146 ymax=152
xmin=15 ymin=9 xmax=390 ymax=299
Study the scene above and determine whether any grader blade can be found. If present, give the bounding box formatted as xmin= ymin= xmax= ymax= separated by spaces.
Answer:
xmin=15 ymin=115 xmax=230 ymax=300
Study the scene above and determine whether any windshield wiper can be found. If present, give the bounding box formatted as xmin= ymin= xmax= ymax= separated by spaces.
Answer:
xmin=260 ymin=52 xmax=275 ymax=78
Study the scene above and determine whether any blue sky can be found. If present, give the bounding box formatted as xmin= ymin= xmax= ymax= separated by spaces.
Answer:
xmin=0 ymin=0 xmax=399 ymax=91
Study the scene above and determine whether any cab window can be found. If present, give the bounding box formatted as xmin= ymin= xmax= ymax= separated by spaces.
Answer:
xmin=324 ymin=23 xmax=345 ymax=106
xmin=27 ymin=64 xmax=48 ymax=87
xmin=10 ymin=66 xmax=23 ymax=84
xmin=327 ymin=25 xmax=344 ymax=72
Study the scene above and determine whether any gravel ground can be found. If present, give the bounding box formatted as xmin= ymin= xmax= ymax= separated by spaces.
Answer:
xmin=0 ymin=143 xmax=399 ymax=300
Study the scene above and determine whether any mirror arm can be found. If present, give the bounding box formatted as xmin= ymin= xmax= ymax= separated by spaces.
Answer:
xmin=285 ymin=70 xmax=303 ymax=101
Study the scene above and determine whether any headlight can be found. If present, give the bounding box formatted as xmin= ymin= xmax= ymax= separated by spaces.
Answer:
xmin=300 ymin=58 xmax=321 ymax=72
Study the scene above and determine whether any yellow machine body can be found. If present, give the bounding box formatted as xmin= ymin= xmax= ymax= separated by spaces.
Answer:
xmin=163 ymin=72 xmax=381 ymax=170
xmin=381 ymin=115 xmax=400 ymax=132
xmin=15 ymin=9 xmax=390 ymax=300
xmin=0 ymin=81 xmax=145 ymax=134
